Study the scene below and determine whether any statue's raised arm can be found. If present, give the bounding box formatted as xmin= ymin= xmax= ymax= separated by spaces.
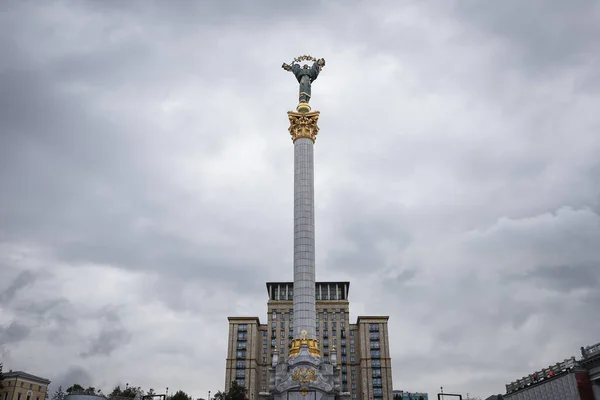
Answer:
xmin=282 ymin=55 xmax=326 ymax=111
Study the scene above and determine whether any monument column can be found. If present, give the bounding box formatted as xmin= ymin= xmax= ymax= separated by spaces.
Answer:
xmin=289 ymin=109 xmax=320 ymax=342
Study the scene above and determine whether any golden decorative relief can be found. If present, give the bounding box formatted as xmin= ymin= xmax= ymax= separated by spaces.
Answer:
xmin=288 ymin=110 xmax=320 ymax=143
xmin=289 ymin=335 xmax=320 ymax=357
xmin=292 ymin=367 xmax=317 ymax=383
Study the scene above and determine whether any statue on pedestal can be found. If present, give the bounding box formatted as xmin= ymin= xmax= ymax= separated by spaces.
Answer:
xmin=282 ymin=55 xmax=325 ymax=112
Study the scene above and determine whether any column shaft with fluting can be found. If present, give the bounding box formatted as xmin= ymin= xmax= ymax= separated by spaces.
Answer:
xmin=293 ymin=136 xmax=316 ymax=340
xmin=287 ymin=110 xmax=320 ymax=342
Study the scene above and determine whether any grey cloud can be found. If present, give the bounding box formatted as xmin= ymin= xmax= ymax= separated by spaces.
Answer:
xmin=52 ymin=366 xmax=93 ymax=393
xmin=80 ymin=327 xmax=132 ymax=358
xmin=0 ymin=321 xmax=31 ymax=344
xmin=443 ymin=0 xmax=600 ymax=72
xmin=0 ymin=270 xmax=37 ymax=303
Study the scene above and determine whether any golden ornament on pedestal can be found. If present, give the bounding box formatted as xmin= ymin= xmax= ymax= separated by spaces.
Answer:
xmin=289 ymin=330 xmax=321 ymax=357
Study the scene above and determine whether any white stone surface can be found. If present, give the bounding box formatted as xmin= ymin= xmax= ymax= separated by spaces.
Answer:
xmin=293 ymin=137 xmax=316 ymax=340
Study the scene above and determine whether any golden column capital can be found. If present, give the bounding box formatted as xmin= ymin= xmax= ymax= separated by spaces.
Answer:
xmin=287 ymin=110 xmax=320 ymax=143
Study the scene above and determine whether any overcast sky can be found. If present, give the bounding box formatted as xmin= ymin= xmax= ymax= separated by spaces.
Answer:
xmin=1 ymin=0 xmax=600 ymax=398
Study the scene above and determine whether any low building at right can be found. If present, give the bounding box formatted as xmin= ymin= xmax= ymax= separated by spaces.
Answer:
xmin=392 ymin=390 xmax=427 ymax=400
xmin=503 ymin=341 xmax=600 ymax=400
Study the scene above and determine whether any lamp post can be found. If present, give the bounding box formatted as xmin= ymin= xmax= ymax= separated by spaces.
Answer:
xmin=208 ymin=391 xmax=211 ymax=400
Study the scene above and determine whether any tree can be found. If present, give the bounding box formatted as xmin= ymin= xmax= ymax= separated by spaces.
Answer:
xmin=168 ymin=391 xmax=191 ymax=400
xmin=51 ymin=386 xmax=66 ymax=400
xmin=222 ymin=382 xmax=246 ymax=400
xmin=0 ymin=363 xmax=4 ymax=390
xmin=66 ymin=385 xmax=85 ymax=395
xmin=109 ymin=386 xmax=122 ymax=398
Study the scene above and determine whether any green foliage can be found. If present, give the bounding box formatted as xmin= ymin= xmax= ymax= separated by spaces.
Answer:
xmin=224 ymin=381 xmax=247 ymax=400
xmin=66 ymin=385 xmax=85 ymax=394
xmin=51 ymin=386 xmax=66 ymax=400
xmin=168 ymin=391 xmax=192 ymax=400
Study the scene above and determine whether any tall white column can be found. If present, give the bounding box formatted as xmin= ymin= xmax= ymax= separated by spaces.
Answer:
xmin=293 ymin=137 xmax=316 ymax=340
xmin=287 ymin=110 xmax=320 ymax=342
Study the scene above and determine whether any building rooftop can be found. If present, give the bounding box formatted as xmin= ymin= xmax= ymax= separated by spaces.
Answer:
xmin=2 ymin=371 xmax=51 ymax=384
xmin=266 ymin=281 xmax=351 ymax=301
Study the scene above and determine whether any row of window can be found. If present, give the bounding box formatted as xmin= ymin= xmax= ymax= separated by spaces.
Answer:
xmin=6 ymin=393 xmax=40 ymax=400
xmin=271 ymin=310 xmax=348 ymax=320
xmin=2 ymin=383 xmax=44 ymax=391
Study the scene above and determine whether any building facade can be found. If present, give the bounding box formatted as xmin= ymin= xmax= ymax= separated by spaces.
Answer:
xmin=580 ymin=342 xmax=600 ymax=399
xmin=0 ymin=371 xmax=50 ymax=400
xmin=225 ymin=282 xmax=393 ymax=400
xmin=503 ymin=357 xmax=595 ymax=400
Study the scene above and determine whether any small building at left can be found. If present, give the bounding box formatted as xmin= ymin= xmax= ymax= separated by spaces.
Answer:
xmin=0 ymin=370 xmax=51 ymax=400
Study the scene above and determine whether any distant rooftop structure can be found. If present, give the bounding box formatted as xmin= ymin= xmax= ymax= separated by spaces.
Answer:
xmin=2 ymin=371 xmax=51 ymax=384
xmin=505 ymin=357 xmax=578 ymax=394
xmin=581 ymin=342 xmax=600 ymax=359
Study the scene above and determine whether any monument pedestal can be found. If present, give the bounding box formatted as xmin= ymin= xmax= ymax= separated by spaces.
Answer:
xmin=265 ymin=344 xmax=349 ymax=400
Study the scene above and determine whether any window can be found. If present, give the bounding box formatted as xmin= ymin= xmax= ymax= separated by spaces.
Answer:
xmin=237 ymin=350 xmax=246 ymax=358
xmin=370 ymin=342 xmax=380 ymax=349
xmin=271 ymin=322 xmax=276 ymax=329
xmin=350 ymin=339 xmax=355 ymax=345
xmin=236 ymin=370 xmax=246 ymax=377
xmin=324 ymin=322 xmax=329 ymax=329
xmin=237 ymin=342 xmax=247 ymax=349
xmin=332 ymin=312 xmax=336 ymax=320
xmin=323 ymin=339 xmax=329 ymax=346
xmin=372 ymin=369 xmax=381 ymax=377
xmin=351 ymin=384 xmax=356 ymax=390
xmin=352 ymin=394 xmax=356 ymax=399
xmin=351 ymin=374 xmax=356 ymax=380
xmin=372 ymin=360 xmax=381 ymax=368
xmin=342 ymin=366 xmax=347 ymax=372
xmin=318 ymin=312 xmax=323 ymax=320
xmin=372 ymin=378 xmax=382 ymax=387
xmin=17 ymin=394 xmax=22 ymax=400
xmin=324 ymin=312 xmax=328 ymax=320
xmin=369 ymin=323 xmax=379 ymax=331
xmin=370 ymin=332 xmax=379 ymax=340
xmin=341 ymin=322 xmax=345 ymax=328
xmin=342 ymin=374 xmax=347 ymax=382
xmin=280 ymin=321 xmax=285 ymax=329
xmin=236 ymin=379 xmax=245 ymax=386
xmin=371 ymin=350 xmax=380 ymax=358
xmin=341 ymin=339 xmax=346 ymax=345
xmin=280 ymin=339 xmax=285 ymax=345
xmin=272 ymin=311 xmax=277 ymax=320
xmin=271 ymin=339 xmax=276 ymax=346
xmin=280 ymin=330 xmax=285 ymax=337
xmin=373 ymin=388 xmax=383 ymax=396
xmin=350 ymin=356 xmax=355 ymax=362
xmin=238 ymin=324 xmax=248 ymax=332
xmin=332 ymin=322 xmax=337 ymax=328
xmin=341 ymin=312 xmax=345 ymax=319
xmin=333 ymin=339 xmax=337 ymax=345
xmin=263 ymin=347 xmax=267 ymax=353
xmin=316 ymin=321 xmax=320 ymax=329
xmin=237 ymin=360 xmax=246 ymax=368
xmin=263 ymin=330 xmax=267 ymax=337
xmin=351 ymin=366 xmax=356 ymax=371
xmin=332 ymin=330 xmax=337 ymax=336
xmin=342 ymin=356 xmax=347 ymax=363
xmin=350 ymin=347 xmax=355 ymax=353
xmin=350 ymin=330 xmax=354 ymax=336
xmin=263 ymin=357 xmax=267 ymax=363
xmin=238 ymin=333 xmax=247 ymax=340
